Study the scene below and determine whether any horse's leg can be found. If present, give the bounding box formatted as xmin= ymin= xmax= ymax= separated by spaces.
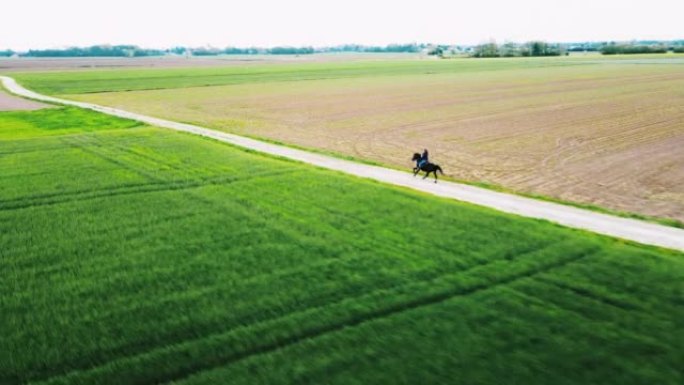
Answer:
xmin=434 ymin=170 xmax=438 ymax=183
xmin=423 ymin=170 xmax=429 ymax=180
xmin=413 ymin=167 xmax=419 ymax=177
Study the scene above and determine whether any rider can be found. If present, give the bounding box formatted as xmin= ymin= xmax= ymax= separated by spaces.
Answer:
xmin=417 ymin=149 xmax=429 ymax=169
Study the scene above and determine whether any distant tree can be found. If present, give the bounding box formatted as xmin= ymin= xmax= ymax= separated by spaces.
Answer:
xmin=499 ymin=42 xmax=520 ymax=57
xmin=526 ymin=41 xmax=562 ymax=56
xmin=530 ymin=41 xmax=544 ymax=56
xmin=167 ymin=47 xmax=187 ymax=55
xmin=385 ymin=44 xmax=420 ymax=53
xmin=224 ymin=47 xmax=251 ymax=55
xmin=269 ymin=46 xmax=314 ymax=55
xmin=190 ymin=47 xmax=223 ymax=56
xmin=0 ymin=49 xmax=14 ymax=57
xmin=472 ymin=42 xmax=500 ymax=57
xmin=601 ymin=43 xmax=668 ymax=55
xmin=426 ymin=46 xmax=444 ymax=56
xmin=469 ymin=41 xmax=562 ymax=58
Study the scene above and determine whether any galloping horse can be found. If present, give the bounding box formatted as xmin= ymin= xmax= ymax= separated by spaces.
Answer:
xmin=412 ymin=153 xmax=444 ymax=182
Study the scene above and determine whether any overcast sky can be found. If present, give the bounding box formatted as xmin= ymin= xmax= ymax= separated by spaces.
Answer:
xmin=1 ymin=0 xmax=683 ymax=50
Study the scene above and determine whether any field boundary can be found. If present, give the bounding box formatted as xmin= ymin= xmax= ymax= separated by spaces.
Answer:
xmin=2 ymin=75 xmax=683 ymax=252
xmin=229 ymin=132 xmax=684 ymax=229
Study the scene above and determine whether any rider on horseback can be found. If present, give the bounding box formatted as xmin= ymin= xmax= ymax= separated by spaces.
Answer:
xmin=417 ymin=149 xmax=429 ymax=169
xmin=412 ymin=149 xmax=442 ymax=182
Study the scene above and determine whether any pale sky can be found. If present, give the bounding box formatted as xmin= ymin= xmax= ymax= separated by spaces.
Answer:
xmin=1 ymin=0 xmax=683 ymax=50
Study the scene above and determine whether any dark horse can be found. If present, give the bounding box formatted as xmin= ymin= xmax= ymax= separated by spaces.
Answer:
xmin=412 ymin=153 xmax=444 ymax=182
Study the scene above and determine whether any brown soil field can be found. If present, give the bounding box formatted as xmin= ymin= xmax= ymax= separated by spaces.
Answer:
xmin=0 ymin=89 xmax=49 ymax=111
xmin=52 ymin=60 xmax=684 ymax=222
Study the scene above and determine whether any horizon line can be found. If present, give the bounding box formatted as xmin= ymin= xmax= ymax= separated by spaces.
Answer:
xmin=4 ymin=38 xmax=684 ymax=52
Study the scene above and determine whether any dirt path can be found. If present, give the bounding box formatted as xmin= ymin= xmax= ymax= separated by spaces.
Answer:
xmin=0 ymin=88 xmax=50 ymax=110
xmin=2 ymin=75 xmax=683 ymax=252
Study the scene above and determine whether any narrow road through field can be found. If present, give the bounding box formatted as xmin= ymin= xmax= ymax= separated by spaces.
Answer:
xmin=2 ymin=75 xmax=683 ymax=252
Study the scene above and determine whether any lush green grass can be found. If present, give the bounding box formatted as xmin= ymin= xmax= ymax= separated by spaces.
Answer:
xmin=1 ymin=107 xmax=682 ymax=385
xmin=0 ymin=106 xmax=141 ymax=140
xmin=10 ymin=58 xmax=586 ymax=95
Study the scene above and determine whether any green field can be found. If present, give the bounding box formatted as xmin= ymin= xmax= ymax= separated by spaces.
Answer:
xmin=10 ymin=58 xmax=584 ymax=94
xmin=0 ymin=107 xmax=139 ymax=139
xmin=1 ymin=104 xmax=683 ymax=384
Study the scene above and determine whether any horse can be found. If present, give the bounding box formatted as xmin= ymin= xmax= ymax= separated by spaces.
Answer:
xmin=412 ymin=153 xmax=444 ymax=183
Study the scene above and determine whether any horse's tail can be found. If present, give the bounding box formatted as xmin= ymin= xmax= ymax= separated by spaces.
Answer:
xmin=436 ymin=165 xmax=444 ymax=175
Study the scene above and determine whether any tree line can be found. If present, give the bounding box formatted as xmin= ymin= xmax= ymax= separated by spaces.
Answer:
xmin=600 ymin=43 xmax=668 ymax=55
xmin=184 ymin=46 xmax=316 ymax=55
xmin=470 ymin=41 xmax=566 ymax=58
xmin=4 ymin=40 xmax=683 ymax=58
xmin=469 ymin=40 xmax=684 ymax=57
xmin=14 ymin=44 xmax=424 ymax=58
xmin=23 ymin=45 xmax=165 ymax=57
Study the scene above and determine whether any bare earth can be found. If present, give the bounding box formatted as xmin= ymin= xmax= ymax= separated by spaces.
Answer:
xmin=66 ymin=62 xmax=684 ymax=222
xmin=0 ymin=89 xmax=49 ymax=111
xmin=3 ymin=74 xmax=683 ymax=251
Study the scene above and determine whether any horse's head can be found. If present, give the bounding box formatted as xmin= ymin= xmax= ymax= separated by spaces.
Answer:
xmin=412 ymin=153 xmax=421 ymax=161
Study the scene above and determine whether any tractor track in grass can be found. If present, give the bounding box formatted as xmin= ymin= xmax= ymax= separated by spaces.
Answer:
xmin=24 ymin=237 xmax=546 ymax=384
xmin=0 ymin=170 xmax=295 ymax=212
xmin=30 ymin=241 xmax=595 ymax=385
xmin=2 ymin=75 xmax=683 ymax=252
